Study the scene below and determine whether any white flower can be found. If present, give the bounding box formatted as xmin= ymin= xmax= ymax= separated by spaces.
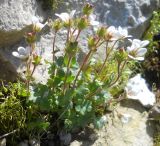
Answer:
xmin=12 ymin=46 xmax=30 ymax=60
xmin=116 ymin=26 xmax=132 ymax=39
xmin=32 ymin=16 xmax=48 ymax=32
xmin=127 ymin=39 xmax=149 ymax=61
xmin=125 ymin=74 xmax=156 ymax=107
xmin=105 ymin=26 xmax=120 ymax=41
xmin=55 ymin=10 xmax=76 ymax=23
xmin=34 ymin=22 xmax=47 ymax=30
xmin=89 ymin=14 xmax=99 ymax=26
xmin=120 ymin=113 xmax=132 ymax=124
xmin=105 ymin=26 xmax=131 ymax=41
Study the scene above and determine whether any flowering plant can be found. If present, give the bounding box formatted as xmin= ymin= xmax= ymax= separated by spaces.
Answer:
xmin=12 ymin=4 xmax=149 ymax=131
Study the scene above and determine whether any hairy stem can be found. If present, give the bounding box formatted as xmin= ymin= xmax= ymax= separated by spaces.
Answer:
xmin=30 ymin=64 xmax=37 ymax=77
xmin=108 ymin=60 xmax=127 ymax=87
xmin=66 ymin=25 xmax=71 ymax=43
xmin=63 ymin=56 xmax=72 ymax=94
xmin=72 ymin=50 xmax=92 ymax=88
xmin=53 ymin=32 xmax=57 ymax=62
xmin=98 ymin=40 xmax=118 ymax=75
xmin=86 ymin=60 xmax=127 ymax=99
xmin=75 ymin=29 xmax=81 ymax=41
xmin=98 ymin=41 xmax=109 ymax=74
xmin=0 ymin=129 xmax=18 ymax=139
xmin=26 ymin=43 xmax=35 ymax=92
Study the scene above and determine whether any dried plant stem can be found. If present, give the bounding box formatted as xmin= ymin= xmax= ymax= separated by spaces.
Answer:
xmin=0 ymin=129 xmax=18 ymax=139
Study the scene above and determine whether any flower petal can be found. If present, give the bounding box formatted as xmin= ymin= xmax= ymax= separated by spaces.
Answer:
xmin=90 ymin=20 xmax=99 ymax=26
xmin=89 ymin=14 xmax=99 ymax=26
xmin=55 ymin=13 xmax=70 ymax=22
xmin=134 ymin=56 xmax=144 ymax=61
xmin=35 ymin=22 xmax=45 ymax=30
xmin=32 ymin=16 xmax=39 ymax=23
xmin=70 ymin=10 xmax=76 ymax=18
xmin=12 ymin=51 xmax=20 ymax=58
xmin=140 ymin=40 xmax=149 ymax=47
xmin=18 ymin=47 xmax=26 ymax=54
xmin=137 ymin=48 xmax=147 ymax=56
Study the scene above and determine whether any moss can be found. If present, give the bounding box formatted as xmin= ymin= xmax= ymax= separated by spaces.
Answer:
xmin=154 ymin=132 xmax=160 ymax=146
xmin=141 ymin=10 xmax=160 ymax=88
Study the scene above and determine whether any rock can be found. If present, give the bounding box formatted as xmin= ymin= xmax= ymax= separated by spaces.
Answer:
xmin=59 ymin=131 xmax=72 ymax=145
xmin=48 ymin=140 xmax=55 ymax=146
xmin=0 ymin=0 xmax=45 ymax=47
xmin=18 ymin=141 xmax=29 ymax=146
xmin=149 ymin=104 xmax=160 ymax=120
xmin=70 ymin=101 xmax=156 ymax=146
xmin=0 ymin=51 xmax=18 ymax=82
xmin=29 ymin=139 xmax=40 ymax=146
xmin=66 ymin=0 xmax=160 ymax=38
xmin=70 ymin=140 xmax=82 ymax=146
xmin=120 ymin=113 xmax=132 ymax=124
xmin=0 ymin=138 xmax=6 ymax=146
xmin=125 ymin=74 xmax=156 ymax=107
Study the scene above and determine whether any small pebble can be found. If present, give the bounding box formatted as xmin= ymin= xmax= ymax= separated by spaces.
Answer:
xmin=0 ymin=138 xmax=6 ymax=146
xmin=59 ymin=131 xmax=72 ymax=145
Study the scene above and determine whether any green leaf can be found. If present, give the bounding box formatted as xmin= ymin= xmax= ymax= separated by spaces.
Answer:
xmin=75 ymin=100 xmax=92 ymax=115
xmin=57 ymin=68 xmax=65 ymax=78
xmin=66 ymin=75 xmax=74 ymax=83
xmin=75 ymin=85 xmax=89 ymax=99
xmin=56 ymin=56 xmax=64 ymax=67
xmin=94 ymin=116 xmax=106 ymax=129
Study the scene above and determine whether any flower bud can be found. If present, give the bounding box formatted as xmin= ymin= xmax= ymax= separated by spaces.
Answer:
xmin=105 ymin=32 xmax=113 ymax=41
xmin=77 ymin=17 xmax=88 ymax=30
xmin=25 ymin=32 xmax=36 ymax=44
xmin=83 ymin=3 xmax=93 ymax=16
xmin=115 ymin=47 xmax=128 ymax=63
xmin=88 ymin=36 xmax=99 ymax=51
xmin=33 ymin=24 xmax=42 ymax=33
xmin=32 ymin=53 xmax=41 ymax=66
xmin=52 ymin=19 xmax=62 ymax=32
xmin=97 ymin=26 xmax=107 ymax=39
xmin=65 ymin=41 xmax=78 ymax=57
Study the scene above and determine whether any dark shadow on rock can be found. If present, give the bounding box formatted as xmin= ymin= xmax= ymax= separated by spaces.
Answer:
xmin=120 ymin=99 xmax=148 ymax=113
xmin=72 ymin=127 xmax=97 ymax=146
xmin=0 ymin=53 xmax=18 ymax=82
xmin=146 ymin=120 xmax=156 ymax=138
xmin=0 ymin=25 xmax=32 ymax=48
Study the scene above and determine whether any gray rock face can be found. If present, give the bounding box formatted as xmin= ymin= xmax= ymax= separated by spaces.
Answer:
xmin=96 ymin=0 xmax=159 ymax=38
xmin=0 ymin=0 xmax=159 ymax=47
xmin=0 ymin=0 xmax=44 ymax=47
xmin=67 ymin=0 xmax=159 ymax=38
